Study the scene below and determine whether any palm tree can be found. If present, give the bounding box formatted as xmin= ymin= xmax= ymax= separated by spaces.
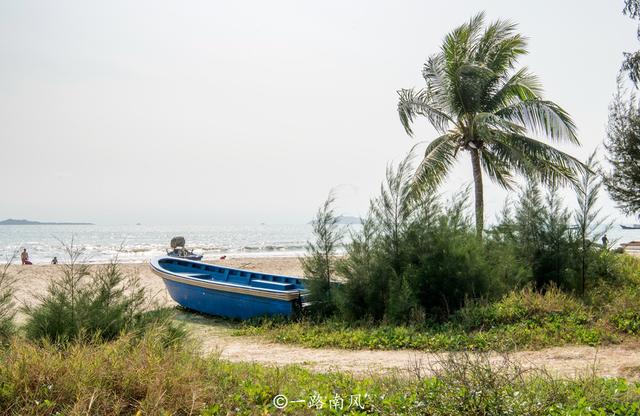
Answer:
xmin=398 ymin=13 xmax=584 ymax=240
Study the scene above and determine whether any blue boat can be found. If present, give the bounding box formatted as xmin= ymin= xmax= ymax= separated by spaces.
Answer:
xmin=150 ymin=256 xmax=307 ymax=319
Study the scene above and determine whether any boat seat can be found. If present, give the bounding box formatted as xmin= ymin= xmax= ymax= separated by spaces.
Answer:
xmin=251 ymin=280 xmax=295 ymax=291
xmin=177 ymin=273 xmax=212 ymax=279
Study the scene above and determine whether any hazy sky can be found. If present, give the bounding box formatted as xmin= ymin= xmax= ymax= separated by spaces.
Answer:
xmin=0 ymin=0 xmax=637 ymax=225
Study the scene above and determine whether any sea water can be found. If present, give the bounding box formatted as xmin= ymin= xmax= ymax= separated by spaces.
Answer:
xmin=0 ymin=224 xmax=317 ymax=264
xmin=0 ymin=223 xmax=638 ymax=265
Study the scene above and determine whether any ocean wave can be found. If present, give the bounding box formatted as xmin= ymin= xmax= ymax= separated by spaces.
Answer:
xmin=1 ymin=243 xmax=314 ymax=264
xmin=240 ymin=244 xmax=307 ymax=252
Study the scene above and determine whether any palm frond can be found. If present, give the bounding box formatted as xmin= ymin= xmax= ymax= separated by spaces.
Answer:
xmin=488 ymin=132 xmax=585 ymax=186
xmin=422 ymin=54 xmax=457 ymax=115
xmin=479 ymin=148 xmax=516 ymax=189
xmin=474 ymin=18 xmax=526 ymax=71
xmin=442 ymin=12 xmax=486 ymax=63
xmin=496 ymin=99 xmax=579 ymax=144
xmin=410 ymin=134 xmax=459 ymax=193
xmin=488 ymin=68 xmax=542 ymax=111
xmin=484 ymin=34 xmax=528 ymax=73
xmin=397 ymin=88 xmax=454 ymax=135
xmin=442 ymin=13 xmax=486 ymax=83
xmin=474 ymin=112 xmax=525 ymax=137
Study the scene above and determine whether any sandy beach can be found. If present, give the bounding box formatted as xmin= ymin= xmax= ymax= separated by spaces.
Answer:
xmin=9 ymin=256 xmax=304 ymax=320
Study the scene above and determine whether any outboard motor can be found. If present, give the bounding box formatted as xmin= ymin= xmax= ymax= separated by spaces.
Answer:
xmin=170 ymin=236 xmax=186 ymax=249
xmin=167 ymin=236 xmax=203 ymax=260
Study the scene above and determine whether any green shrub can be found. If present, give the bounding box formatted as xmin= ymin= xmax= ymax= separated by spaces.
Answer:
xmin=601 ymin=284 xmax=640 ymax=335
xmin=484 ymin=214 xmax=534 ymax=294
xmin=387 ymin=276 xmax=420 ymax=323
xmin=455 ymin=285 xmax=590 ymax=330
xmin=333 ymin=160 xmax=503 ymax=323
xmin=312 ymin=155 xmax=632 ymax=329
xmin=589 ymin=249 xmax=630 ymax=283
xmin=494 ymin=184 xmax=581 ymax=291
xmin=335 ymin=217 xmax=388 ymax=321
xmin=401 ymin=202 xmax=493 ymax=319
xmin=23 ymin=247 xmax=183 ymax=344
xmin=327 ymin=159 xmax=625 ymax=326
xmin=608 ymin=253 xmax=640 ymax=285
xmin=491 ymin=176 xmax=619 ymax=295
xmin=301 ymin=192 xmax=343 ymax=317
xmin=585 ymin=255 xmax=640 ymax=336
xmin=0 ymin=260 xmax=16 ymax=342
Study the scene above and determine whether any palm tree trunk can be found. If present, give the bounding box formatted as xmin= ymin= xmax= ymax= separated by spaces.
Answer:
xmin=470 ymin=149 xmax=484 ymax=241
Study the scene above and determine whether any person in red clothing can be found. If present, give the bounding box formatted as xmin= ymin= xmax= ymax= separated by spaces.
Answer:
xmin=21 ymin=248 xmax=32 ymax=265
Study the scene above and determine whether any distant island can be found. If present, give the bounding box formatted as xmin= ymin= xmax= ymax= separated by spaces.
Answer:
xmin=336 ymin=215 xmax=363 ymax=225
xmin=0 ymin=218 xmax=94 ymax=226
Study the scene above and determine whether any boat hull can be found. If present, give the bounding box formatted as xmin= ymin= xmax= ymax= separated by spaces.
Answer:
xmin=162 ymin=278 xmax=298 ymax=319
xmin=150 ymin=257 xmax=305 ymax=319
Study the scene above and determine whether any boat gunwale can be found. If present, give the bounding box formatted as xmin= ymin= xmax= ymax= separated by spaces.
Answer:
xmin=150 ymin=256 xmax=306 ymax=302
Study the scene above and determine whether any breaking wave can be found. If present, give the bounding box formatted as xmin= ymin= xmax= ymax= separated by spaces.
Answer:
xmin=0 ymin=224 xmax=328 ymax=264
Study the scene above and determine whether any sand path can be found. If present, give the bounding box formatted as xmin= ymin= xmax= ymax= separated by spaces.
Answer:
xmin=183 ymin=313 xmax=640 ymax=380
xmin=8 ymin=261 xmax=640 ymax=380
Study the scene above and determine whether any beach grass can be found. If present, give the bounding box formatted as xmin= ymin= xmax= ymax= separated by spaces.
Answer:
xmin=1 ymin=328 xmax=639 ymax=415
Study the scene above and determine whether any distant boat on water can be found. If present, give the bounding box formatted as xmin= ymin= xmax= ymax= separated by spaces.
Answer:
xmin=620 ymin=224 xmax=640 ymax=230
xmin=150 ymin=256 xmax=307 ymax=319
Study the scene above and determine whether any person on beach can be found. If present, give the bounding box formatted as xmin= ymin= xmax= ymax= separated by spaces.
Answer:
xmin=21 ymin=248 xmax=32 ymax=265
xmin=51 ymin=256 xmax=58 ymax=265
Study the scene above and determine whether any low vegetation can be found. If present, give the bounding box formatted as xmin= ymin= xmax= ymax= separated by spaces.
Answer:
xmin=238 ymin=250 xmax=640 ymax=352
xmin=21 ymin=244 xmax=185 ymax=345
xmin=236 ymin=286 xmax=624 ymax=351
xmin=1 ymin=329 xmax=639 ymax=415
xmin=0 ymin=258 xmax=16 ymax=343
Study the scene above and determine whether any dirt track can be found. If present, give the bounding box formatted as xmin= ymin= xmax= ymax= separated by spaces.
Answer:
xmin=183 ymin=312 xmax=640 ymax=380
